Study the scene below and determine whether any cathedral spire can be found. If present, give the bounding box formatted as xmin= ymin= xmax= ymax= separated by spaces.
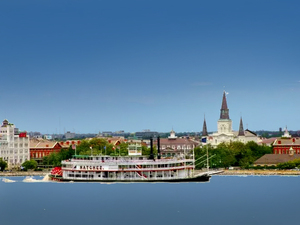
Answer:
xmin=202 ymin=116 xmax=208 ymax=136
xmin=238 ymin=117 xmax=245 ymax=136
xmin=220 ymin=91 xmax=230 ymax=119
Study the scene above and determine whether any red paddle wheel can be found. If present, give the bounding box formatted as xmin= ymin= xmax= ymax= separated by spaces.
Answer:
xmin=51 ymin=167 xmax=63 ymax=177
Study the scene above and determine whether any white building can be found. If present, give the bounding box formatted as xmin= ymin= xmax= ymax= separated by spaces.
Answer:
xmin=128 ymin=143 xmax=142 ymax=156
xmin=0 ymin=119 xmax=30 ymax=168
xmin=203 ymin=92 xmax=258 ymax=147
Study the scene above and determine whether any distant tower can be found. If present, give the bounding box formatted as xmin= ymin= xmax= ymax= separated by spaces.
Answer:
xmin=217 ymin=91 xmax=232 ymax=134
xmin=168 ymin=128 xmax=177 ymax=139
xmin=202 ymin=117 xmax=208 ymax=136
xmin=282 ymin=126 xmax=291 ymax=138
xmin=279 ymin=127 xmax=283 ymax=135
xmin=238 ymin=117 xmax=245 ymax=136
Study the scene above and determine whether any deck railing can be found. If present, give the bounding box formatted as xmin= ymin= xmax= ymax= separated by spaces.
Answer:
xmin=63 ymin=165 xmax=194 ymax=172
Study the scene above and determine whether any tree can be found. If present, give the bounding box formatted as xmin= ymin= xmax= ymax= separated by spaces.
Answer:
xmin=22 ymin=160 xmax=38 ymax=170
xmin=142 ymin=145 xmax=157 ymax=156
xmin=75 ymin=138 xmax=114 ymax=156
xmin=0 ymin=158 xmax=7 ymax=171
xmin=75 ymin=139 xmax=90 ymax=155
xmin=118 ymin=143 xmax=129 ymax=156
xmin=194 ymin=146 xmax=212 ymax=169
xmin=194 ymin=141 xmax=272 ymax=169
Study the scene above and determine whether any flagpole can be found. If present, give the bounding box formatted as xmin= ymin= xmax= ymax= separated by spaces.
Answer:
xmin=192 ymin=146 xmax=195 ymax=177
xmin=206 ymin=144 xmax=209 ymax=172
xmin=201 ymin=136 xmax=209 ymax=172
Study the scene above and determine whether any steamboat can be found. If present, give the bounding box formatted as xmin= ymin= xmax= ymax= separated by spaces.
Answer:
xmin=49 ymin=137 xmax=221 ymax=182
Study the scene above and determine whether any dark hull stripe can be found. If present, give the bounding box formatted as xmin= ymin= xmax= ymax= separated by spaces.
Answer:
xmin=49 ymin=175 xmax=211 ymax=183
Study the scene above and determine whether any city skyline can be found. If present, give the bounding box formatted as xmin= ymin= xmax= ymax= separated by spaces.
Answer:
xmin=1 ymin=1 xmax=300 ymax=133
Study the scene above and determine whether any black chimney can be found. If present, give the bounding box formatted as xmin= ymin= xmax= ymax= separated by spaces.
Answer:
xmin=157 ymin=136 xmax=161 ymax=159
xmin=149 ymin=137 xmax=154 ymax=160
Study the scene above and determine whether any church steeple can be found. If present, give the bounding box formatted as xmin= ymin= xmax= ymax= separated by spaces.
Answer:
xmin=238 ymin=117 xmax=245 ymax=136
xmin=202 ymin=117 xmax=208 ymax=136
xmin=220 ymin=91 xmax=229 ymax=119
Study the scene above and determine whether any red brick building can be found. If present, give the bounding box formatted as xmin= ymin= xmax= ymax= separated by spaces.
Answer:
xmin=30 ymin=138 xmax=62 ymax=162
xmin=273 ymin=137 xmax=300 ymax=154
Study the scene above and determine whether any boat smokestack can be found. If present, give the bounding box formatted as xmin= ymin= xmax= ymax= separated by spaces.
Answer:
xmin=149 ymin=137 xmax=154 ymax=160
xmin=157 ymin=136 xmax=161 ymax=159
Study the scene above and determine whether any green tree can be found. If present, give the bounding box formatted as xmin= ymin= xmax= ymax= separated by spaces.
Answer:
xmin=193 ymin=140 xmax=274 ymax=169
xmin=118 ymin=143 xmax=129 ymax=156
xmin=75 ymin=138 xmax=114 ymax=156
xmin=142 ymin=145 xmax=150 ymax=155
xmin=75 ymin=139 xmax=90 ymax=155
xmin=277 ymin=158 xmax=300 ymax=169
xmin=59 ymin=146 xmax=74 ymax=160
xmin=0 ymin=158 xmax=7 ymax=171
xmin=194 ymin=145 xmax=214 ymax=169
xmin=22 ymin=160 xmax=38 ymax=170
xmin=142 ymin=145 xmax=157 ymax=156
xmin=213 ymin=143 xmax=237 ymax=168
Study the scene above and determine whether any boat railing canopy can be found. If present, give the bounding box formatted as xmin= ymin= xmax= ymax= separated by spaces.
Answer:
xmin=72 ymin=155 xmax=91 ymax=159
xmin=64 ymin=157 xmax=193 ymax=165
xmin=71 ymin=154 xmax=192 ymax=159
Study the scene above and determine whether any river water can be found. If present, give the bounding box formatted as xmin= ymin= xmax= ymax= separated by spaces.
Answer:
xmin=0 ymin=175 xmax=299 ymax=225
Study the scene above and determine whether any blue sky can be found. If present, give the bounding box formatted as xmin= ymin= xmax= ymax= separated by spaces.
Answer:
xmin=1 ymin=0 xmax=300 ymax=134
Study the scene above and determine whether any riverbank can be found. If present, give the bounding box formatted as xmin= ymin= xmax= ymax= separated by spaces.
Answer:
xmin=221 ymin=169 xmax=300 ymax=176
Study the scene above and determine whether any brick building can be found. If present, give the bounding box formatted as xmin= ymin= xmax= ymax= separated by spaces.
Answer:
xmin=30 ymin=139 xmax=62 ymax=163
xmin=273 ymin=127 xmax=300 ymax=154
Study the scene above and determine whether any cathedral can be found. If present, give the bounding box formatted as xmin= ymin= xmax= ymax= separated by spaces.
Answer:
xmin=202 ymin=92 xmax=258 ymax=147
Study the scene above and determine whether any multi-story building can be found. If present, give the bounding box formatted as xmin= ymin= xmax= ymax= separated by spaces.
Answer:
xmin=135 ymin=130 xmax=159 ymax=139
xmin=154 ymin=129 xmax=199 ymax=157
xmin=0 ymin=119 xmax=30 ymax=167
xmin=30 ymin=138 xmax=62 ymax=164
xmin=254 ymin=128 xmax=300 ymax=166
xmin=273 ymin=127 xmax=300 ymax=154
xmin=65 ymin=131 xmax=75 ymax=139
